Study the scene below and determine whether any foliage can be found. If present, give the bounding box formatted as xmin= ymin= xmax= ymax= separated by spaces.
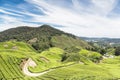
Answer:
xmin=0 ymin=24 xmax=91 ymax=52
xmin=89 ymin=42 xmax=107 ymax=55
xmin=79 ymin=49 xmax=102 ymax=63
xmin=0 ymin=41 xmax=120 ymax=80
xmin=115 ymin=46 xmax=120 ymax=56
xmin=89 ymin=52 xmax=102 ymax=63
xmin=61 ymin=47 xmax=102 ymax=63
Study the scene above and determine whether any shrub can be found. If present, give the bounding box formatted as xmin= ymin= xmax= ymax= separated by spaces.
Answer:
xmin=89 ymin=52 xmax=102 ymax=63
xmin=79 ymin=49 xmax=102 ymax=63
xmin=61 ymin=46 xmax=81 ymax=62
xmin=61 ymin=52 xmax=80 ymax=62
xmin=115 ymin=46 xmax=120 ymax=56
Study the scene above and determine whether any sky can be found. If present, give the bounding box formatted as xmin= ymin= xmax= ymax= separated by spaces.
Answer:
xmin=0 ymin=0 xmax=120 ymax=38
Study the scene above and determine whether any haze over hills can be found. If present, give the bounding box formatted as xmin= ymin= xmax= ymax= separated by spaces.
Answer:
xmin=0 ymin=25 xmax=91 ymax=52
xmin=81 ymin=37 xmax=120 ymax=47
xmin=81 ymin=37 xmax=120 ymax=43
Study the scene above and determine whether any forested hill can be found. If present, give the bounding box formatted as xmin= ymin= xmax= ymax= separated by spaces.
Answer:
xmin=0 ymin=25 xmax=91 ymax=52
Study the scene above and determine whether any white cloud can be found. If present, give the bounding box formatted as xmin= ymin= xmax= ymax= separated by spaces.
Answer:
xmin=0 ymin=0 xmax=120 ymax=38
xmin=24 ymin=0 xmax=119 ymax=38
xmin=0 ymin=15 xmax=39 ymax=31
xmin=0 ymin=21 xmax=39 ymax=32
xmin=0 ymin=9 xmax=22 ymax=17
xmin=91 ymin=0 xmax=118 ymax=15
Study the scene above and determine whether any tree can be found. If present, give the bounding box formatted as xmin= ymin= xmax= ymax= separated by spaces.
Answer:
xmin=115 ymin=46 xmax=120 ymax=56
xmin=61 ymin=46 xmax=81 ymax=62
xmin=99 ymin=48 xmax=107 ymax=55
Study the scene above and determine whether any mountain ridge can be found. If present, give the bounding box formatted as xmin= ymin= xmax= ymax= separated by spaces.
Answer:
xmin=0 ymin=24 xmax=91 ymax=52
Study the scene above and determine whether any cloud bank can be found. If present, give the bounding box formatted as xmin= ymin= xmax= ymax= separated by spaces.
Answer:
xmin=0 ymin=0 xmax=120 ymax=38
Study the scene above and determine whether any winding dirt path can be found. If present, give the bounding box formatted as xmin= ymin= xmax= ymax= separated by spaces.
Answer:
xmin=22 ymin=58 xmax=53 ymax=77
xmin=22 ymin=58 xmax=76 ymax=77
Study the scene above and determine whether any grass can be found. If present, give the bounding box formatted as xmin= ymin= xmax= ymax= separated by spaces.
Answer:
xmin=0 ymin=41 xmax=70 ymax=79
xmin=51 ymin=35 xmax=91 ymax=49
xmin=100 ymin=56 xmax=120 ymax=78
xmin=29 ymin=47 xmax=68 ymax=72
xmin=0 ymin=41 xmax=120 ymax=80
xmin=0 ymin=54 xmax=25 ymax=79
xmin=39 ymin=64 xmax=115 ymax=80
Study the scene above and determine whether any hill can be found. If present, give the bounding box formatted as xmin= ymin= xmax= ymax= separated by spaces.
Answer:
xmin=0 ymin=41 xmax=71 ymax=79
xmin=0 ymin=41 xmax=120 ymax=80
xmin=81 ymin=37 xmax=120 ymax=47
xmin=1 ymin=25 xmax=120 ymax=80
xmin=0 ymin=25 xmax=91 ymax=52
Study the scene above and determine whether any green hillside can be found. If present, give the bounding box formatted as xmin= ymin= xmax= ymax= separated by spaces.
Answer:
xmin=0 ymin=41 xmax=120 ymax=80
xmin=0 ymin=41 xmax=67 ymax=79
xmin=0 ymin=25 xmax=120 ymax=80
xmin=0 ymin=25 xmax=91 ymax=52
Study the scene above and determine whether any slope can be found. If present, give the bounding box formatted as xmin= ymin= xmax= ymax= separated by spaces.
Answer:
xmin=0 ymin=41 xmax=73 ymax=79
xmin=0 ymin=25 xmax=91 ymax=52
xmin=0 ymin=41 xmax=120 ymax=80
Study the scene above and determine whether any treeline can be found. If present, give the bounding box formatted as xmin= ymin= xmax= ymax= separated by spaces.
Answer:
xmin=0 ymin=25 xmax=90 ymax=52
xmin=87 ymin=42 xmax=120 ymax=56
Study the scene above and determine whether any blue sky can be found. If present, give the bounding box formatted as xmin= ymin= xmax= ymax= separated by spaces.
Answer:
xmin=0 ymin=0 xmax=120 ymax=38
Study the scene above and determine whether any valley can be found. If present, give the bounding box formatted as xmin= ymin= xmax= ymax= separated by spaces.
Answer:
xmin=0 ymin=25 xmax=120 ymax=80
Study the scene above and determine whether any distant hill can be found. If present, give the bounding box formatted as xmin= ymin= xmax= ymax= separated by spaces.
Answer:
xmin=81 ymin=37 xmax=120 ymax=47
xmin=0 ymin=25 xmax=91 ymax=52
xmin=81 ymin=37 xmax=120 ymax=43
